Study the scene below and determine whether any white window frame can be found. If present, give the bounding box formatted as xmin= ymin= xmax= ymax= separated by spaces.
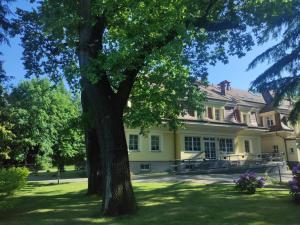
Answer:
xmin=127 ymin=133 xmax=140 ymax=151
xmin=267 ymin=116 xmax=274 ymax=127
xmin=273 ymin=145 xmax=279 ymax=153
xmin=149 ymin=134 xmax=162 ymax=152
xmin=215 ymin=109 xmax=221 ymax=121
xmin=219 ymin=138 xmax=234 ymax=154
xmin=244 ymin=140 xmax=251 ymax=153
xmin=140 ymin=164 xmax=151 ymax=171
xmin=184 ymin=136 xmax=201 ymax=152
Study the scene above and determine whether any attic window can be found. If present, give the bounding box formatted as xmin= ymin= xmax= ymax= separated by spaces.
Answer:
xmin=207 ymin=107 xmax=213 ymax=119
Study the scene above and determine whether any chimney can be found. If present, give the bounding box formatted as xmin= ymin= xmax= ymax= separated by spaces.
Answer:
xmin=262 ymin=90 xmax=273 ymax=105
xmin=218 ymin=80 xmax=231 ymax=95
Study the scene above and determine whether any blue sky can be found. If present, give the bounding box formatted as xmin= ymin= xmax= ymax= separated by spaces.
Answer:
xmin=0 ymin=1 xmax=278 ymax=90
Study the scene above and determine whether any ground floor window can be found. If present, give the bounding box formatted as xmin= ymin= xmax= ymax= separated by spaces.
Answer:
xmin=273 ymin=145 xmax=279 ymax=153
xmin=129 ymin=134 xmax=139 ymax=151
xmin=150 ymin=135 xmax=160 ymax=151
xmin=140 ymin=164 xmax=150 ymax=171
xmin=184 ymin=136 xmax=201 ymax=151
xmin=219 ymin=138 xmax=234 ymax=153
xmin=244 ymin=140 xmax=250 ymax=153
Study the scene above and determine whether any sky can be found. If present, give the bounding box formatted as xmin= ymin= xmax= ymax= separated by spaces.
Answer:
xmin=0 ymin=1 xmax=278 ymax=90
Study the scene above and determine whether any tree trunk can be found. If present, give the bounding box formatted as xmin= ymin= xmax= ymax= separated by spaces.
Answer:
xmin=82 ymin=90 xmax=102 ymax=195
xmin=85 ymin=127 xmax=102 ymax=195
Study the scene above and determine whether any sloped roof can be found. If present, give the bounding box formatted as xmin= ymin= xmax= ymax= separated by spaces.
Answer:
xmin=199 ymin=83 xmax=293 ymax=112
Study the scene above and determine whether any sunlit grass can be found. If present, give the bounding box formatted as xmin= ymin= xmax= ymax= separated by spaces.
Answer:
xmin=0 ymin=181 xmax=299 ymax=225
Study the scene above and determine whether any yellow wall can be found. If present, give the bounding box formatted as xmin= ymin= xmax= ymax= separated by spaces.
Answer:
xmin=126 ymin=128 xmax=175 ymax=161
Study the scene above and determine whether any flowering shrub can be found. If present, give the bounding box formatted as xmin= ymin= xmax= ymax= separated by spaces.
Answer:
xmin=234 ymin=172 xmax=265 ymax=194
xmin=289 ymin=164 xmax=300 ymax=203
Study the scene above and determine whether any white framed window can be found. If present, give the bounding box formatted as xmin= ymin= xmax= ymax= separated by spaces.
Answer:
xmin=273 ymin=145 xmax=279 ymax=153
xmin=243 ymin=114 xmax=247 ymax=124
xmin=267 ymin=117 xmax=274 ymax=127
xmin=215 ymin=109 xmax=221 ymax=121
xmin=219 ymin=138 xmax=234 ymax=153
xmin=184 ymin=136 xmax=201 ymax=152
xmin=290 ymin=148 xmax=294 ymax=153
xmin=150 ymin=135 xmax=161 ymax=151
xmin=244 ymin=140 xmax=250 ymax=153
xmin=140 ymin=164 xmax=150 ymax=171
xmin=128 ymin=134 xmax=139 ymax=151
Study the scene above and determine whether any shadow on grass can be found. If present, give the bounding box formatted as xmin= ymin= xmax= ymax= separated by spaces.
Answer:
xmin=0 ymin=182 xmax=299 ymax=225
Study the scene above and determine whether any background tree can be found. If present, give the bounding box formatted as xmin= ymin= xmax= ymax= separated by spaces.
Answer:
xmin=16 ymin=0 xmax=287 ymax=216
xmin=8 ymin=78 xmax=84 ymax=169
xmin=0 ymin=0 xmax=16 ymax=163
xmin=248 ymin=1 xmax=300 ymax=124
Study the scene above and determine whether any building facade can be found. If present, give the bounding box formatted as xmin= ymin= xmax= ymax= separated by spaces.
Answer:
xmin=126 ymin=80 xmax=300 ymax=173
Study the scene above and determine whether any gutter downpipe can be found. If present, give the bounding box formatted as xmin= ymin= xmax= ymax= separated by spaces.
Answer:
xmin=173 ymin=128 xmax=177 ymax=172
xmin=276 ymin=131 xmax=289 ymax=162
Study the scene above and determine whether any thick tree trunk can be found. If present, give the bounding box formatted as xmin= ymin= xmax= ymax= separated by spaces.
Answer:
xmin=97 ymin=109 xmax=136 ymax=216
xmin=85 ymin=127 xmax=102 ymax=195
xmin=82 ymin=90 xmax=102 ymax=195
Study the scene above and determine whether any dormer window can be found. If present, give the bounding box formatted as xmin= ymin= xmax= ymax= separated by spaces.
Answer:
xmin=267 ymin=117 xmax=274 ymax=127
xmin=215 ymin=109 xmax=221 ymax=121
xmin=207 ymin=107 xmax=213 ymax=119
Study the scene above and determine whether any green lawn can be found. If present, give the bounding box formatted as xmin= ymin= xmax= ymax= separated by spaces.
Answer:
xmin=0 ymin=182 xmax=299 ymax=225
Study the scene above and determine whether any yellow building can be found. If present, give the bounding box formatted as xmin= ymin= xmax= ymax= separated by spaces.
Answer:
xmin=126 ymin=80 xmax=300 ymax=173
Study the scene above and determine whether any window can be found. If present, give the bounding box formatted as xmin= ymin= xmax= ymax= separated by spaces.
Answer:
xmin=244 ymin=140 xmax=250 ymax=153
xmin=187 ymin=108 xmax=195 ymax=117
xmin=207 ymin=107 xmax=213 ymax=119
xmin=215 ymin=109 xmax=221 ymax=121
xmin=243 ymin=114 xmax=247 ymax=124
xmin=150 ymin=135 xmax=160 ymax=151
xmin=140 ymin=164 xmax=150 ymax=171
xmin=219 ymin=138 xmax=234 ymax=153
xmin=290 ymin=148 xmax=294 ymax=153
xmin=273 ymin=145 xmax=279 ymax=153
xmin=267 ymin=117 xmax=274 ymax=127
xmin=128 ymin=134 xmax=139 ymax=151
xmin=184 ymin=136 xmax=201 ymax=152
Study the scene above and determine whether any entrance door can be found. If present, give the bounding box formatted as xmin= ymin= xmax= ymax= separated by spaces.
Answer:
xmin=204 ymin=137 xmax=216 ymax=159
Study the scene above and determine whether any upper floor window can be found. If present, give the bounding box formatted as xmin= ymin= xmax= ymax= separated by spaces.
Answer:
xmin=267 ymin=117 xmax=274 ymax=127
xmin=128 ymin=134 xmax=139 ymax=151
xmin=207 ymin=107 xmax=213 ymax=119
xmin=150 ymin=135 xmax=160 ymax=151
xmin=184 ymin=136 xmax=201 ymax=152
xmin=215 ymin=109 xmax=221 ymax=121
xmin=273 ymin=145 xmax=279 ymax=153
xmin=243 ymin=114 xmax=247 ymax=124
xmin=219 ymin=138 xmax=234 ymax=153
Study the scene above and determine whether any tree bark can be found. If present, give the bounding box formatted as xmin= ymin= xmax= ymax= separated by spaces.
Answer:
xmin=82 ymin=90 xmax=102 ymax=195
xmin=85 ymin=127 xmax=102 ymax=195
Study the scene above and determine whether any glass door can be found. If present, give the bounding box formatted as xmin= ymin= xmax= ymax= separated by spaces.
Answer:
xmin=204 ymin=137 xmax=216 ymax=159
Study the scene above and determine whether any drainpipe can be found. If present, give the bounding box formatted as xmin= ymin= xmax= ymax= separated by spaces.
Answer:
xmin=173 ymin=128 xmax=177 ymax=168
xmin=276 ymin=132 xmax=289 ymax=162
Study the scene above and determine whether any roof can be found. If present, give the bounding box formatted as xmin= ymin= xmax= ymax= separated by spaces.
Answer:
xmin=199 ymin=83 xmax=293 ymax=112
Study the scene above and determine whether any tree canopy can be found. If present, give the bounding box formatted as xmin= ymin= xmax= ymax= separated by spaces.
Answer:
xmin=248 ymin=1 xmax=300 ymax=124
xmin=8 ymin=78 xmax=84 ymax=169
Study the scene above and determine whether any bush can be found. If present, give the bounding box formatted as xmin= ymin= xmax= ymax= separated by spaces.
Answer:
xmin=0 ymin=167 xmax=29 ymax=196
xmin=234 ymin=172 xmax=265 ymax=194
xmin=289 ymin=164 xmax=300 ymax=203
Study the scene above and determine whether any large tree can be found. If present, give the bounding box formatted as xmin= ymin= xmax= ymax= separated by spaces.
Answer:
xmin=248 ymin=1 xmax=300 ymax=123
xmin=8 ymin=78 xmax=84 ymax=169
xmin=16 ymin=0 xmax=287 ymax=216
xmin=0 ymin=0 xmax=15 ymax=163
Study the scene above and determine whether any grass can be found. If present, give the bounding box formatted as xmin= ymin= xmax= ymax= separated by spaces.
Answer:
xmin=0 ymin=181 xmax=299 ymax=225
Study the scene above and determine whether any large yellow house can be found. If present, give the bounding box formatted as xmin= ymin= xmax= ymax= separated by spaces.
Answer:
xmin=126 ymin=80 xmax=300 ymax=173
